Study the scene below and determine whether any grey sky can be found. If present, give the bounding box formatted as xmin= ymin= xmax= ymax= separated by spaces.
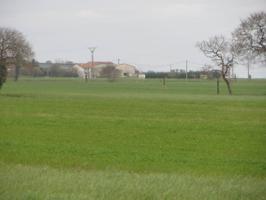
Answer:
xmin=0 ymin=0 xmax=266 ymax=77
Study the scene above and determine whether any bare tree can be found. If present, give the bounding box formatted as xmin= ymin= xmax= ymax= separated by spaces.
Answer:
xmin=232 ymin=11 xmax=266 ymax=62
xmin=196 ymin=35 xmax=236 ymax=95
xmin=100 ymin=64 xmax=121 ymax=81
xmin=0 ymin=27 xmax=34 ymax=84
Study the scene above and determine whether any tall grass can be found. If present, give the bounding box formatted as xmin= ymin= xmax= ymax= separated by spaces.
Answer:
xmin=1 ymin=163 xmax=266 ymax=200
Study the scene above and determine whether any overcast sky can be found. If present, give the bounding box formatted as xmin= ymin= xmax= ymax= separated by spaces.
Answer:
xmin=0 ymin=0 xmax=266 ymax=77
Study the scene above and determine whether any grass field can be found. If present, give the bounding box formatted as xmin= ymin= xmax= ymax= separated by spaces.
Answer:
xmin=0 ymin=78 xmax=266 ymax=199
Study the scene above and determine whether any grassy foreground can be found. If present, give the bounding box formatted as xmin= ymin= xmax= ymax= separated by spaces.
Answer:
xmin=1 ymin=163 xmax=265 ymax=200
xmin=0 ymin=78 xmax=266 ymax=199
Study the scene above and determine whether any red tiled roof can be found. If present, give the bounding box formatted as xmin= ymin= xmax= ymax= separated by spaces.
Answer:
xmin=79 ymin=62 xmax=113 ymax=68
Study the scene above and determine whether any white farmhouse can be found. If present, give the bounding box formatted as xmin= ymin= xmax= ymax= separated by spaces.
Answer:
xmin=72 ymin=62 xmax=144 ymax=79
xmin=116 ymin=64 xmax=138 ymax=77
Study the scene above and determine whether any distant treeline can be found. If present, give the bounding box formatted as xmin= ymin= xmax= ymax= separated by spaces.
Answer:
xmin=7 ymin=62 xmax=221 ymax=80
xmin=7 ymin=62 xmax=78 ymax=78
xmin=145 ymin=69 xmax=220 ymax=79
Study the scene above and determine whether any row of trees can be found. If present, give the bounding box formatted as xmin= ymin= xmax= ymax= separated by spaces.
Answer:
xmin=145 ymin=70 xmax=220 ymax=79
xmin=197 ymin=11 xmax=266 ymax=94
xmin=7 ymin=63 xmax=78 ymax=78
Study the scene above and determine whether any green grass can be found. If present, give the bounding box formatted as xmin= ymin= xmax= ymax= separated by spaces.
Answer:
xmin=1 ymin=163 xmax=266 ymax=200
xmin=0 ymin=78 xmax=266 ymax=199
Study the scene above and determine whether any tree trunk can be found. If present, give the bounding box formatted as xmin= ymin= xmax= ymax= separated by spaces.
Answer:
xmin=0 ymin=64 xmax=7 ymax=89
xmin=222 ymin=73 xmax=232 ymax=95
xmin=216 ymin=77 xmax=220 ymax=95
xmin=14 ymin=65 xmax=20 ymax=81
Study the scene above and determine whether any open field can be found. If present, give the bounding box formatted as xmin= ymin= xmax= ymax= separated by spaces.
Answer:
xmin=0 ymin=78 xmax=266 ymax=199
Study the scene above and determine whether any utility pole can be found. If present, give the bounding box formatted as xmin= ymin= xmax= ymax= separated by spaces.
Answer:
xmin=118 ymin=58 xmax=120 ymax=65
xmin=185 ymin=60 xmax=188 ymax=80
xmin=88 ymin=47 xmax=96 ymax=80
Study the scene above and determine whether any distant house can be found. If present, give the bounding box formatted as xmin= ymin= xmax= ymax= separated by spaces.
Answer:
xmin=116 ymin=64 xmax=138 ymax=77
xmin=73 ymin=62 xmax=143 ymax=79
xmin=138 ymin=73 xmax=146 ymax=79
xmin=78 ymin=62 xmax=114 ymax=78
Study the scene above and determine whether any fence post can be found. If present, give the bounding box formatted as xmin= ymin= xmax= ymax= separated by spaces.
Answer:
xmin=217 ymin=77 xmax=220 ymax=95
